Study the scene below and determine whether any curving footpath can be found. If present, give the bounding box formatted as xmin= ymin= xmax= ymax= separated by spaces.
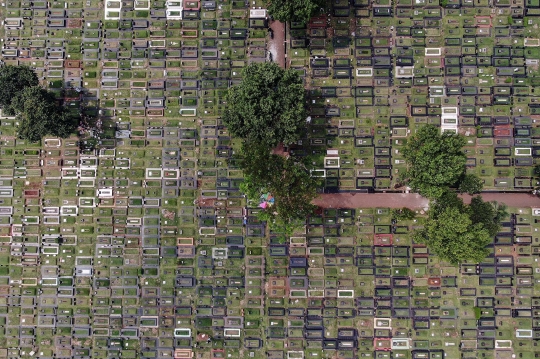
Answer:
xmin=313 ymin=192 xmax=540 ymax=209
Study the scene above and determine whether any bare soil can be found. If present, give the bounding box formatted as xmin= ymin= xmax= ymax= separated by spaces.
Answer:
xmin=268 ymin=20 xmax=286 ymax=68
xmin=314 ymin=192 xmax=540 ymax=209
xmin=313 ymin=192 xmax=430 ymax=209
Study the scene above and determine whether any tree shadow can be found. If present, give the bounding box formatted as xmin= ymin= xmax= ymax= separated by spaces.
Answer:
xmin=287 ymin=87 xmax=329 ymax=191
xmin=77 ymin=86 xmax=118 ymax=154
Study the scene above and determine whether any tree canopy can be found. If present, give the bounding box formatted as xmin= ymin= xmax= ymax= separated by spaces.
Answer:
xmin=0 ymin=65 xmax=76 ymax=142
xmin=223 ymin=63 xmax=316 ymax=237
xmin=391 ymin=207 xmax=416 ymax=222
xmin=12 ymin=86 xmax=74 ymax=142
xmin=0 ymin=65 xmax=39 ymax=115
xmin=413 ymin=191 xmax=506 ymax=265
xmin=402 ymin=125 xmax=482 ymax=198
xmin=468 ymin=196 xmax=507 ymax=237
xmin=239 ymin=143 xmax=320 ymax=236
xmin=413 ymin=204 xmax=492 ymax=265
xmin=223 ymin=62 xmax=307 ymax=148
xmin=268 ymin=0 xmax=324 ymax=24
xmin=458 ymin=173 xmax=484 ymax=195
xmin=534 ymin=164 xmax=540 ymax=178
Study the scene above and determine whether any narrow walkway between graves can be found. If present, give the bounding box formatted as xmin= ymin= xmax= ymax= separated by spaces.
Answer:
xmin=314 ymin=192 xmax=540 ymax=209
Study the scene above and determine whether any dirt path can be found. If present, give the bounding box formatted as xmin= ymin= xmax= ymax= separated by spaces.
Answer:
xmin=314 ymin=192 xmax=540 ymax=209
xmin=268 ymin=20 xmax=286 ymax=68
xmin=460 ymin=193 xmax=540 ymax=207
xmin=313 ymin=192 xmax=430 ymax=209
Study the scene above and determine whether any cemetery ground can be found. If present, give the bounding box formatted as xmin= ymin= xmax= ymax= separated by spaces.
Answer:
xmin=2 ymin=0 xmax=540 ymax=358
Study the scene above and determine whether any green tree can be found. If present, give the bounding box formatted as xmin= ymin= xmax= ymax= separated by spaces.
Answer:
xmin=458 ymin=173 xmax=484 ymax=195
xmin=413 ymin=192 xmax=505 ymax=265
xmin=429 ymin=189 xmax=465 ymax=217
xmin=0 ymin=65 xmax=39 ymax=115
xmin=271 ymin=156 xmax=319 ymax=222
xmin=534 ymin=164 xmax=540 ymax=178
xmin=468 ymin=196 xmax=507 ymax=237
xmin=391 ymin=207 xmax=416 ymax=222
xmin=12 ymin=86 xmax=75 ymax=142
xmin=413 ymin=205 xmax=492 ymax=265
xmin=533 ymin=165 xmax=540 ymax=196
xmin=223 ymin=63 xmax=307 ymax=148
xmin=402 ymin=125 xmax=467 ymax=198
xmin=240 ymin=143 xmax=320 ymax=232
xmin=268 ymin=0 xmax=324 ymax=24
